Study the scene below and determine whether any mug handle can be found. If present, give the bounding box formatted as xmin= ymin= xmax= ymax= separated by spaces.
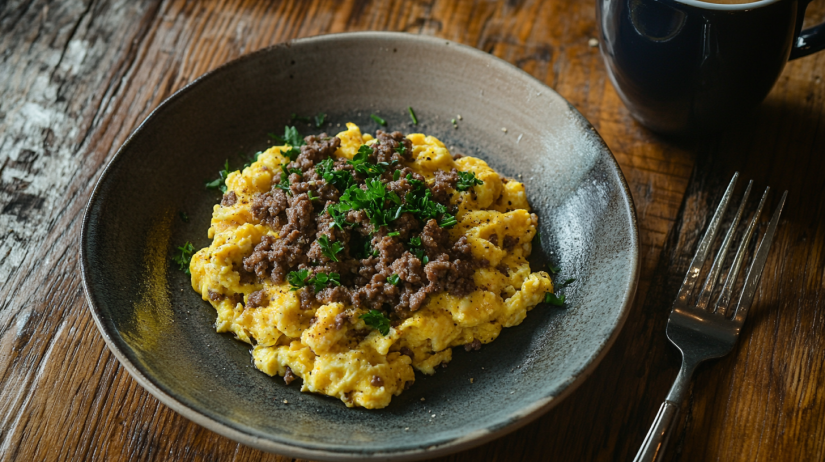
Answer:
xmin=790 ymin=0 xmax=825 ymax=59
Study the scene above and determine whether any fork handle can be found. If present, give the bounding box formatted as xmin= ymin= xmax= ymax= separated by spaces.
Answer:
xmin=633 ymin=401 xmax=680 ymax=462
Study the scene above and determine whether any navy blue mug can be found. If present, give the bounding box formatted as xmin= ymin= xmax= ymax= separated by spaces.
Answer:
xmin=597 ymin=0 xmax=825 ymax=135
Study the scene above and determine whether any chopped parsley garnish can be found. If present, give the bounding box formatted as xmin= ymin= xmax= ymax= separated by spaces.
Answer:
xmin=395 ymin=145 xmax=407 ymax=156
xmin=544 ymin=274 xmax=573 ymax=306
xmin=307 ymin=190 xmax=319 ymax=201
xmin=407 ymin=106 xmax=418 ymax=125
xmin=205 ymin=159 xmax=232 ymax=193
xmin=370 ymin=114 xmax=387 ymax=126
xmin=388 ymin=274 xmax=400 ymax=285
xmin=314 ymin=113 xmax=327 ymax=127
xmin=275 ymin=164 xmax=302 ymax=194
xmin=242 ymin=151 xmax=263 ymax=169
xmin=173 ymin=242 xmax=195 ymax=274
xmin=408 ymin=236 xmax=429 ymax=264
xmin=280 ymin=146 xmax=301 ymax=161
xmin=269 ymin=125 xmax=305 ymax=147
xmin=287 ymin=269 xmax=312 ymax=290
xmin=317 ymin=235 xmax=344 ymax=262
xmin=353 ymin=237 xmax=378 ymax=259
xmin=287 ymin=269 xmax=341 ymax=292
xmin=311 ymin=272 xmax=341 ymax=292
xmin=439 ymin=214 xmax=458 ymax=228
xmin=179 ymin=212 xmax=189 ymax=223
xmin=291 ymin=113 xmax=311 ymax=124
xmin=322 ymin=151 xmax=457 ymax=232
xmin=545 ymin=292 xmax=565 ymax=306
xmin=393 ymin=170 xmax=401 ymax=181
xmin=316 ymin=158 xmax=355 ymax=192
xmin=387 ymin=231 xmax=400 ymax=237
xmin=348 ymin=145 xmax=387 ymax=177
xmin=326 ymin=204 xmax=355 ymax=230
xmin=360 ymin=309 xmax=391 ymax=335
xmin=547 ymin=264 xmax=560 ymax=274
xmin=456 ymin=171 xmax=484 ymax=191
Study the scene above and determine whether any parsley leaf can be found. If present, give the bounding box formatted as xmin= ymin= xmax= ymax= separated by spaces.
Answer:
xmin=387 ymin=231 xmax=400 ymax=237
xmin=173 ymin=242 xmax=195 ymax=275
xmin=242 ymin=151 xmax=263 ymax=169
xmin=307 ymin=190 xmax=319 ymax=201
xmin=280 ymin=146 xmax=301 ymax=161
xmin=287 ymin=269 xmax=312 ymax=291
xmin=439 ymin=213 xmax=458 ymax=228
xmin=290 ymin=113 xmax=311 ymax=124
xmin=371 ymin=114 xmax=387 ymax=126
xmin=561 ymin=278 xmax=576 ymax=287
xmin=456 ymin=170 xmax=484 ymax=191
xmin=314 ymin=113 xmax=327 ymax=128
xmin=317 ymin=235 xmax=344 ymax=262
xmin=312 ymin=272 xmax=341 ymax=292
xmin=393 ymin=170 xmax=401 ymax=181
xmin=545 ymin=292 xmax=565 ymax=306
xmin=395 ymin=145 xmax=407 ymax=156
xmin=388 ymin=274 xmax=400 ymax=285
xmin=316 ymin=158 xmax=355 ymax=192
xmin=288 ymin=269 xmax=341 ymax=292
xmin=360 ymin=309 xmax=391 ymax=335
xmin=547 ymin=264 xmax=560 ymax=274
xmin=269 ymin=126 xmax=305 ymax=147
xmin=348 ymin=145 xmax=386 ymax=177
xmin=275 ymin=164 xmax=301 ymax=194
xmin=407 ymin=106 xmax=418 ymax=125
xmin=353 ymin=237 xmax=378 ymax=259
xmin=205 ymin=160 xmax=232 ymax=193
xmin=326 ymin=204 xmax=355 ymax=230
xmin=408 ymin=236 xmax=429 ymax=264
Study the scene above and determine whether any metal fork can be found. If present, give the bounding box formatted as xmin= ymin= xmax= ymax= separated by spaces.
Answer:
xmin=633 ymin=173 xmax=787 ymax=462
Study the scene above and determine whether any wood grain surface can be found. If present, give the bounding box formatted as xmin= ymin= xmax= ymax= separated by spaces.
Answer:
xmin=1 ymin=0 xmax=823 ymax=460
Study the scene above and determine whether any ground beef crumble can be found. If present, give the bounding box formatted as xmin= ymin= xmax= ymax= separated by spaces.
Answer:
xmin=239 ymin=131 xmax=488 ymax=321
xmin=284 ymin=366 xmax=296 ymax=385
xmin=221 ymin=191 xmax=237 ymax=207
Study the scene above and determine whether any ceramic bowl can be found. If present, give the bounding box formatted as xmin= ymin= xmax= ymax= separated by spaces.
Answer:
xmin=81 ymin=31 xmax=639 ymax=461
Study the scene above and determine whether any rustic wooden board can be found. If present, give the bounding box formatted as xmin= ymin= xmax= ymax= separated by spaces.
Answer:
xmin=0 ymin=0 xmax=822 ymax=460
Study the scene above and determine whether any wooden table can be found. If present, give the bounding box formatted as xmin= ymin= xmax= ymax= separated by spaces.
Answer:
xmin=2 ymin=0 xmax=824 ymax=460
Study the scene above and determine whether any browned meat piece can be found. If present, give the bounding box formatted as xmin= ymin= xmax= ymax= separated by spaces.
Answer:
xmin=208 ymin=290 xmax=224 ymax=301
xmin=251 ymin=189 xmax=288 ymax=229
xmin=221 ymin=191 xmax=237 ymax=207
xmin=246 ymin=289 xmax=268 ymax=308
xmin=399 ymin=346 xmax=415 ymax=360
xmin=431 ymin=168 xmax=458 ymax=204
xmin=503 ymin=235 xmax=519 ymax=250
xmin=284 ymin=366 xmax=296 ymax=385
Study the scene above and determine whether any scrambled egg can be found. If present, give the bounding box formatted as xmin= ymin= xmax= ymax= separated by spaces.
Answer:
xmin=190 ymin=123 xmax=553 ymax=409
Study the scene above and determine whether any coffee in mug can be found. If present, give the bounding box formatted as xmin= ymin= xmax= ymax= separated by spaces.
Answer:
xmin=597 ymin=0 xmax=825 ymax=135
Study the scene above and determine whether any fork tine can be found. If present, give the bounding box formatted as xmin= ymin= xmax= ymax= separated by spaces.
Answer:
xmin=695 ymin=180 xmax=753 ymax=311
xmin=713 ymin=186 xmax=769 ymax=316
xmin=675 ymin=173 xmax=738 ymax=306
xmin=732 ymin=190 xmax=787 ymax=325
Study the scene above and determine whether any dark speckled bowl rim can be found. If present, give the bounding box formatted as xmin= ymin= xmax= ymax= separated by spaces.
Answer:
xmin=80 ymin=31 xmax=639 ymax=461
